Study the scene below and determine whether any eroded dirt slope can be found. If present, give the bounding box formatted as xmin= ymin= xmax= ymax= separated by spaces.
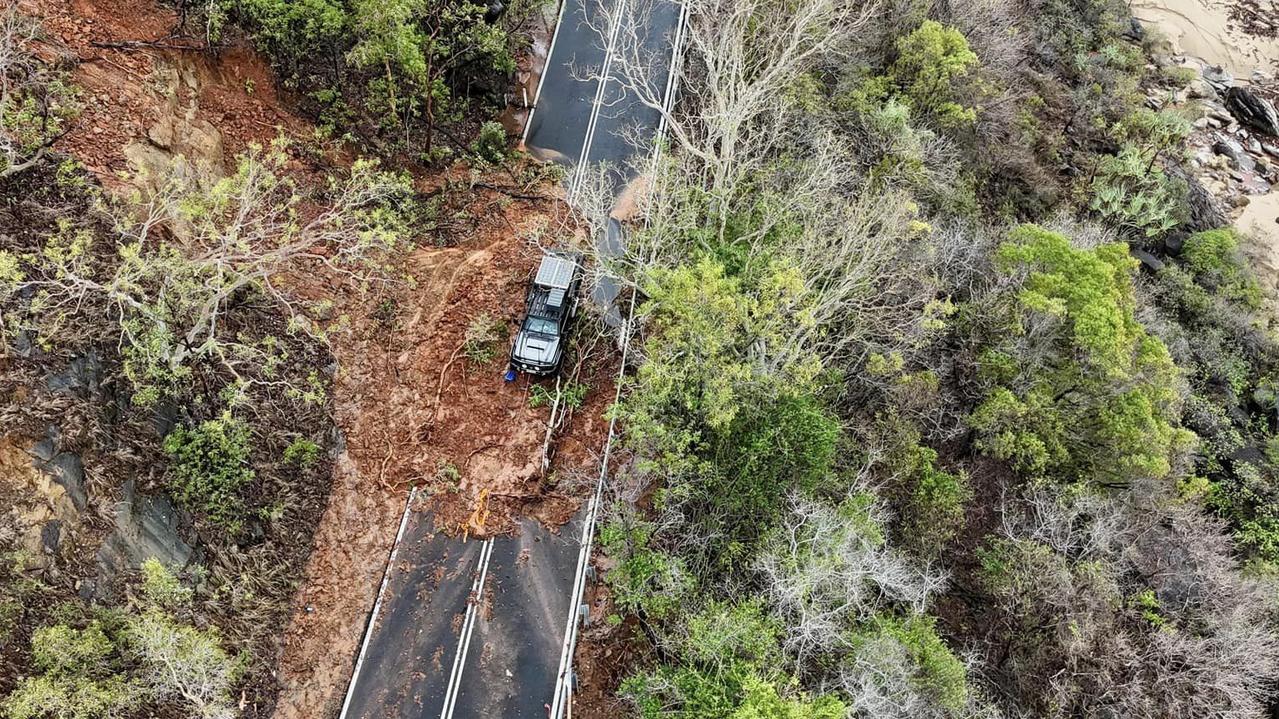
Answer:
xmin=274 ymin=189 xmax=615 ymax=716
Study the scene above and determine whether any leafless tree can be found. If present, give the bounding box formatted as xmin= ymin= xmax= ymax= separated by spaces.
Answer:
xmin=1 ymin=141 xmax=412 ymax=401
xmin=979 ymin=481 xmax=1279 ymax=719
xmin=757 ymin=491 xmax=947 ymax=664
xmin=129 ymin=610 xmax=238 ymax=719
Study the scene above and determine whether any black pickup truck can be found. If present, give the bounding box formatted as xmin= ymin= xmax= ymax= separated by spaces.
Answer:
xmin=509 ymin=252 xmax=582 ymax=375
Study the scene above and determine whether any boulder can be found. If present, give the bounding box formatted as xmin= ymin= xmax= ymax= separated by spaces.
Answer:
xmin=1187 ymin=78 xmax=1218 ymax=100
xmin=46 ymin=351 xmax=102 ymax=397
xmin=1213 ymin=137 xmax=1256 ymax=172
xmin=1122 ymin=17 xmax=1144 ymax=41
xmin=1203 ymin=65 xmax=1234 ymax=91
xmin=1131 ymin=248 xmax=1165 ymax=272
xmin=32 ymin=427 xmax=87 ymax=512
xmin=1224 ymin=86 xmax=1279 ymax=137
xmin=1170 ymin=166 xmax=1228 ymax=232
xmin=1239 ymin=173 xmax=1272 ymax=195
xmin=95 ymin=479 xmax=194 ymax=589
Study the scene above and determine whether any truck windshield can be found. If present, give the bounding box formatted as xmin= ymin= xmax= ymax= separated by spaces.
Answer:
xmin=524 ymin=317 xmax=557 ymax=335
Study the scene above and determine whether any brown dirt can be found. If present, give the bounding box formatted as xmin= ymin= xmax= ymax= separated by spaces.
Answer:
xmin=22 ymin=0 xmax=303 ymax=191
xmin=273 ymin=181 xmax=617 ymax=716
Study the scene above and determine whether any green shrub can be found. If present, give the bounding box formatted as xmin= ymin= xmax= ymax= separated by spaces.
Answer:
xmin=163 ymin=414 xmax=256 ymax=533
xmin=598 ymin=519 xmax=691 ymax=620
xmin=139 ymin=559 xmax=192 ymax=610
xmin=973 ymin=225 xmax=1192 ymax=484
xmin=472 ymin=121 xmax=508 ymax=164
xmin=3 ymin=621 xmax=141 ymax=719
xmin=904 ymin=446 xmax=972 ymax=555
xmin=620 ymin=602 xmax=847 ymax=719
xmin=1087 ymin=145 xmax=1188 ymax=240
xmin=1181 ymin=228 xmax=1262 ymax=308
xmin=1111 ymin=109 xmax=1190 ymax=161
xmin=889 ymin=20 xmax=980 ymax=128
xmin=463 ymin=312 xmax=508 ymax=364
xmin=852 ymin=614 xmax=969 ymax=712
xmin=283 ymin=437 xmax=322 ymax=469
xmin=224 ymin=0 xmax=348 ymax=69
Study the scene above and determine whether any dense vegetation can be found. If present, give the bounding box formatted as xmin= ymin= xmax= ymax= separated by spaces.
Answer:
xmin=584 ymin=0 xmax=1279 ymax=716
xmin=5 ymin=0 xmax=1279 ymax=714
xmin=0 ymin=5 xmax=419 ymax=714
xmin=186 ymin=0 xmax=545 ymax=159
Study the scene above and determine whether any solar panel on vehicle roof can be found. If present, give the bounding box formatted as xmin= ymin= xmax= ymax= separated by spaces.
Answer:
xmin=535 ymin=255 xmax=574 ymax=289
xmin=547 ymin=288 xmax=566 ymax=308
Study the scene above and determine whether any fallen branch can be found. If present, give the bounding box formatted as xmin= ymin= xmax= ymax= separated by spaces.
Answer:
xmin=474 ymin=182 xmax=549 ymax=202
xmin=433 ymin=341 xmax=467 ymax=424
xmin=90 ymin=39 xmax=206 ymax=52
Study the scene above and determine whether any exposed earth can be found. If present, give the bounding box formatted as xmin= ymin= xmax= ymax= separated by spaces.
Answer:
xmin=6 ymin=0 xmax=618 ymax=716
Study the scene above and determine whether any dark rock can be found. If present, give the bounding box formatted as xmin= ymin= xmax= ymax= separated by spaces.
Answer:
xmin=483 ymin=0 xmax=505 ymax=23
xmin=42 ymin=453 xmax=87 ymax=512
xmin=1169 ymin=166 xmax=1227 ymax=232
xmin=30 ymin=426 xmax=88 ymax=512
xmin=1203 ymin=65 xmax=1234 ymax=91
xmin=1123 ymin=17 xmax=1144 ymax=41
xmin=1213 ymin=137 xmax=1256 ymax=171
xmin=95 ymin=479 xmax=194 ymax=589
xmin=1132 ymin=249 xmax=1165 ymax=272
xmin=46 ymin=351 xmax=102 ymax=397
xmin=31 ymin=426 xmax=58 ymax=462
xmin=1224 ymin=86 xmax=1279 ymax=137
xmin=1228 ymin=445 xmax=1266 ymax=466
xmin=1164 ymin=231 xmax=1188 ymax=255
xmin=151 ymin=400 xmax=179 ymax=438
xmin=41 ymin=520 xmax=62 ymax=553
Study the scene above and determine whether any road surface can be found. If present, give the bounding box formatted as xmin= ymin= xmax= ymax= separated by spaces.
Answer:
xmin=337 ymin=0 xmax=684 ymax=717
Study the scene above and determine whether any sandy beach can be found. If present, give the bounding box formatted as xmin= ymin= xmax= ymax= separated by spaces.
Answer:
xmin=1131 ymin=0 xmax=1279 ymax=79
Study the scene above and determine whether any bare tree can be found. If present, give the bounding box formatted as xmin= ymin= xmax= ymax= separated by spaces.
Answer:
xmin=128 ymin=610 xmax=237 ymax=719
xmin=0 ymin=141 xmax=413 ymax=402
xmin=756 ymin=491 xmax=947 ymax=663
xmin=979 ymin=482 xmax=1279 ymax=719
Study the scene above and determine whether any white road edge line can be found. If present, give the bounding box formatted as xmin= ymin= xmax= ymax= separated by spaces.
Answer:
xmin=550 ymin=3 xmax=689 ymax=715
xmin=522 ymin=0 xmax=572 ymax=143
xmin=439 ymin=537 xmax=496 ymax=719
xmin=338 ymin=485 xmax=419 ymax=719
xmin=548 ymin=290 xmax=637 ymax=719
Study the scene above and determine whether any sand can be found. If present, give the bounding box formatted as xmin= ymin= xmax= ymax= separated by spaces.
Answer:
xmin=1131 ymin=0 xmax=1279 ymax=79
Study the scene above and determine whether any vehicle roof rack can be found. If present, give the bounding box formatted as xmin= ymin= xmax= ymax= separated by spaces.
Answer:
xmin=535 ymin=254 xmax=576 ymax=290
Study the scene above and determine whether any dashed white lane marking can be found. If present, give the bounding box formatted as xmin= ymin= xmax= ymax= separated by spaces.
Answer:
xmin=440 ymin=536 xmax=496 ymax=719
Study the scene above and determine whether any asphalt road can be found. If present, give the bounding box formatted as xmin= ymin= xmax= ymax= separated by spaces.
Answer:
xmin=526 ymin=0 xmax=682 ymax=190
xmin=338 ymin=1 xmax=683 ymax=716
xmin=341 ymin=512 xmax=582 ymax=719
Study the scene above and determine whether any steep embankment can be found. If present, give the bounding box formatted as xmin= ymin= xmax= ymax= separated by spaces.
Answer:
xmin=8 ymin=3 xmax=612 ymax=718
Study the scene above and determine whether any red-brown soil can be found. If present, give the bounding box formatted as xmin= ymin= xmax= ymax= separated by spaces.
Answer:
xmin=18 ymin=1 xmax=619 ymax=716
xmin=273 ymin=189 xmax=617 ymax=716
xmin=22 ymin=0 xmax=299 ymax=182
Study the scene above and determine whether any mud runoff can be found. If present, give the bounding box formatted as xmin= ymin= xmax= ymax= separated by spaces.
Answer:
xmin=273 ymin=190 xmax=615 ymax=718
